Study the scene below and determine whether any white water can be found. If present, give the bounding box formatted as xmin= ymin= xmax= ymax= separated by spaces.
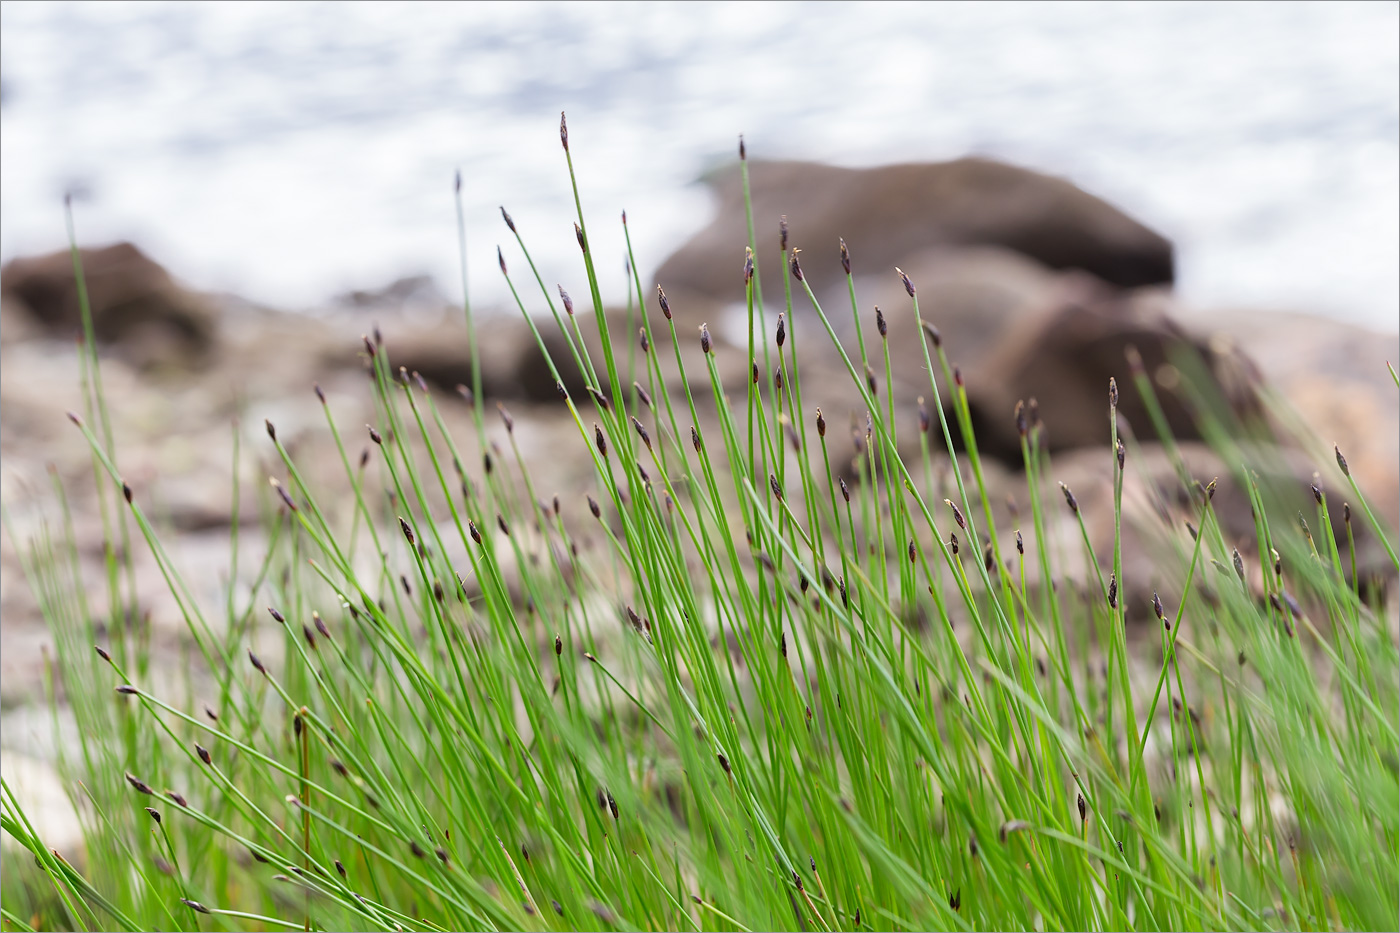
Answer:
xmin=2 ymin=1 xmax=1396 ymax=330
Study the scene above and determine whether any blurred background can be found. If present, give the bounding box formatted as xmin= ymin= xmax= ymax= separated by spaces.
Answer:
xmin=1 ymin=0 xmax=1396 ymax=328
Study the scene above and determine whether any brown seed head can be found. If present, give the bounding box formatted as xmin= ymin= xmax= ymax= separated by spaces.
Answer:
xmin=125 ymin=772 xmax=154 ymax=795
xmin=897 ymin=266 xmax=915 ymax=297
xmin=399 ymin=517 xmax=415 ymax=546
xmin=559 ymin=285 xmax=574 ymax=316
xmin=195 ymin=744 xmax=212 ymax=765
xmin=588 ymin=495 xmax=601 ymax=520
xmin=816 ymin=408 xmax=826 ymax=437
xmin=921 ymin=320 xmax=941 ymax=348
xmin=559 ymin=111 xmax=569 ymax=150
xmin=779 ymin=215 xmax=788 ymax=251
xmin=632 ymin=416 xmax=652 ymax=451
xmin=789 ymin=249 xmax=804 ymax=282
xmin=594 ymin=423 xmax=608 ymax=458
xmin=776 ymin=313 xmax=786 ymax=348
xmin=840 ymin=238 xmax=851 ymax=275
xmin=1060 ymin=483 xmax=1079 ymax=514
xmin=700 ymin=323 xmax=712 ymax=354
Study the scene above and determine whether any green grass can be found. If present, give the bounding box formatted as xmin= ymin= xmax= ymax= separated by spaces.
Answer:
xmin=3 ymin=117 xmax=1397 ymax=931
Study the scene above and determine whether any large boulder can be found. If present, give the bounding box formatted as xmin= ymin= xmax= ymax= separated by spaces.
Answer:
xmin=654 ymin=158 xmax=1175 ymax=326
xmin=956 ymin=282 xmax=1260 ymax=464
xmin=0 ymin=243 xmax=216 ymax=369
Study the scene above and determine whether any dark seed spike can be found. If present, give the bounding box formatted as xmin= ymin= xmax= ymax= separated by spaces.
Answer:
xmin=125 ymin=772 xmax=154 ymax=795
xmin=691 ymin=425 xmax=702 ymax=452
xmin=815 ymin=408 xmax=826 ymax=437
xmin=945 ymin=499 xmax=966 ymax=530
xmin=181 ymin=899 xmax=211 ymax=915
xmin=738 ymin=134 xmax=745 ymax=160
xmin=594 ymin=424 xmax=608 ymax=458
xmin=399 ymin=517 xmax=415 ymax=546
xmin=195 ymin=744 xmax=212 ymax=765
xmin=700 ymin=323 xmax=712 ymax=354
xmin=921 ymin=320 xmax=941 ymax=347
xmin=248 ymin=649 xmax=266 ymax=675
xmin=1108 ymin=574 xmax=1118 ymax=609
xmin=1060 ymin=483 xmax=1079 ymax=514
xmin=559 ymin=285 xmax=575 ymax=316
xmin=743 ymin=248 xmax=755 ymax=284
xmin=875 ymin=305 xmax=887 ymax=338
xmin=574 ymin=223 xmax=586 ymax=253
xmin=1077 ymin=793 xmax=1087 ymax=822
xmin=839 ymin=238 xmax=851 ymax=275
xmin=769 ymin=474 xmax=782 ymax=501
xmin=95 ymin=645 xmax=112 ymax=663
xmin=776 ymin=313 xmax=786 ymax=348
xmin=779 ymin=215 xmax=788 ymax=251
xmin=896 ymin=266 xmax=916 ymax=297
xmin=789 ymin=248 xmax=804 ymax=281
xmin=919 ymin=397 xmax=931 ymax=433
xmin=1015 ymin=530 xmax=1024 ymax=554
xmin=588 ymin=496 xmax=601 ymax=520
xmin=1334 ymin=445 xmax=1349 ymax=476
xmin=497 ymin=245 xmax=507 ymax=275
xmin=559 ymin=111 xmax=568 ymax=150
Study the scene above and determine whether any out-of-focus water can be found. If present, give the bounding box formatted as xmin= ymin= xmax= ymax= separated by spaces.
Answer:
xmin=1 ymin=1 xmax=1396 ymax=329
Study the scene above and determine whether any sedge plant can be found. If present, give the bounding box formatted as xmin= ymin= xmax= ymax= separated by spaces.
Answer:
xmin=2 ymin=116 xmax=1397 ymax=932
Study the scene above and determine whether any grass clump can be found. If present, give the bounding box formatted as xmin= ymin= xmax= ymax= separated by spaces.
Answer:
xmin=2 ymin=116 xmax=1397 ymax=932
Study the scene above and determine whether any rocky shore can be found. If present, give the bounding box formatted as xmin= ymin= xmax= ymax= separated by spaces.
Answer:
xmin=2 ymin=156 xmax=1396 ymax=851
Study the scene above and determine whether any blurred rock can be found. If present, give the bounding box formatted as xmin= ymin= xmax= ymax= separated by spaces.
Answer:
xmin=0 ymin=243 xmax=216 ymax=370
xmin=655 ymin=158 xmax=1175 ymax=325
xmin=959 ymin=282 xmax=1261 ymax=464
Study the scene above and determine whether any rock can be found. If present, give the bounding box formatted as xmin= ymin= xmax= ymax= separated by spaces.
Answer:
xmin=335 ymin=274 xmax=451 ymax=315
xmin=957 ymin=282 xmax=1260 ymax=464
xmin=654 ymin=158 xmax=1175 ymax=325
xmin=1178 ymin=306 xmax=1400 ymax=530
xmin=0 ymin=243 xmax=217 ymax=369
